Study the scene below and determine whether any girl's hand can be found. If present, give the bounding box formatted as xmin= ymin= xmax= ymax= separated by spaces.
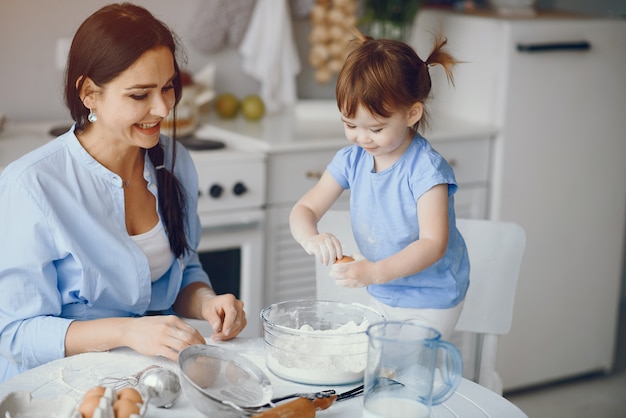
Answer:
xmin=301 ymin=233 xmax=343 ymax=265
xmin=201 ymin=293 xmax=247 ymax=342
xmin=329 ymin=253 xmax=377 ymax=287
xmin=124 ymin=315 xmax=205 ymax=362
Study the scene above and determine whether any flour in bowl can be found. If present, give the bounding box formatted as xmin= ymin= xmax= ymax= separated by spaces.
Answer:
xmin=265 ymin=320 xmax=370 ymax=385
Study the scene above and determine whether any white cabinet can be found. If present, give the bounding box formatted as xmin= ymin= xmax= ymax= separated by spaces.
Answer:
xmin=414 ymin=9 xmax=626 ymax=390
xmin=434 ymin=137 xmax=491 ymax=220
xmin=264 ymin=148 xmax=350 ymax=306
xmin=263 ymin=134 xmax=492 ymax=305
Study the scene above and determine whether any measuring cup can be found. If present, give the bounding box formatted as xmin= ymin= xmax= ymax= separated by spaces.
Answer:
xmin=362 ymin=321 xmax=462 ymax=418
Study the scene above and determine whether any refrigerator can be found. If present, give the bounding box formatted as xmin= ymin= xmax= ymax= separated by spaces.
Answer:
xmin=412 ymin=8 xmax=626 ymax=391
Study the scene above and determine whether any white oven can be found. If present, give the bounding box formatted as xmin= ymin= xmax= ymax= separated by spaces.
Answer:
xmin=182 ymin=126 xmax=267 ymax=338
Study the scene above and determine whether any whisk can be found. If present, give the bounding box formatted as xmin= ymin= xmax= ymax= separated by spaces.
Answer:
xmin=99 ymin=364 xmax=159 ymax=390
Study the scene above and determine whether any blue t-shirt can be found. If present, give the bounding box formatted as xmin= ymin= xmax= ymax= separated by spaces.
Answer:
xmin=327 ymin=134 xmax=469 ymax=309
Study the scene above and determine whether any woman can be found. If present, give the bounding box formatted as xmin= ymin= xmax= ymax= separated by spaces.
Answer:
xmin=0 ymin=3 xmax=246 ymax=383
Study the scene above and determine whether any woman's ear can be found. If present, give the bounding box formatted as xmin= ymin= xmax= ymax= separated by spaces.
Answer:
xmin=407 ymin=102 xmax=424 ymax=127
xmin=77 ymin=76 xmax=100 ymax=109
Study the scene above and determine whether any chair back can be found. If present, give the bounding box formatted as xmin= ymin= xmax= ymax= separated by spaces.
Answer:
xmin=454 ymin=218 xmax=526 ymax=335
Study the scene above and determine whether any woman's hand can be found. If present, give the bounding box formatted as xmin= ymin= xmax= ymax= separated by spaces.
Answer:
xmin=301 ymin=233 xmax=343 ymax=266
xmin=123 ymin=315 xmax=205 ymax=362
xmin=65 ymin=315 xmax=205 ymax=363
xmin=173 ymin=282 xmax=247 ymax=342
xmin=200 ymin=293 xmax=247 ymax=341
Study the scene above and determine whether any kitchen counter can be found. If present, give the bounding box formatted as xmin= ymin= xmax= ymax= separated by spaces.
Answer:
xmin=199 ymin=100 xmax=497 ymax=153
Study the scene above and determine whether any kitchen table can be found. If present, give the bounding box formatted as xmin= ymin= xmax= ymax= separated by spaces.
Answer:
xmin=0 ymin=338 xmax=527 ymax=417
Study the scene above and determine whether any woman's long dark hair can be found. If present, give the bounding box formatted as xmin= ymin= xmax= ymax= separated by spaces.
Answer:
xmin=65 ymin=3 xmax=191 ymax=257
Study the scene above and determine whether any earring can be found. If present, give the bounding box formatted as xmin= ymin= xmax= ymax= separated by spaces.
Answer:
xmin=88 ymin=109 xmax=97 ymax=123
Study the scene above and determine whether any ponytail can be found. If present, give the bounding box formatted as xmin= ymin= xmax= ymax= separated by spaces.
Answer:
xmin=147 ymin=135 xmax=191 ymax=259
xmin=424 ymin=31 xmax=460 ymax=87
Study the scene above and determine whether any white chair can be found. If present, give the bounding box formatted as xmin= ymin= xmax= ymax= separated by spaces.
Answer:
xmin=315 ymin=210 xmax=526 ymax=395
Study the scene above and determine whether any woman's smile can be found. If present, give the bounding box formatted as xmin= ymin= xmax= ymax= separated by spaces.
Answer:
xmin=135 ymin=121 xmax=162 ymax=136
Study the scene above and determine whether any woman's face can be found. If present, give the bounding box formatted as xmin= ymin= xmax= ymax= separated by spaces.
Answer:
xmin=88 ymin=46 xmax=177 ymax=150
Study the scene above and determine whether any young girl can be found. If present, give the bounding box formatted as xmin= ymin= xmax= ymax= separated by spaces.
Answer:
xmin=289 ymin=33 xmax=469 ymax=338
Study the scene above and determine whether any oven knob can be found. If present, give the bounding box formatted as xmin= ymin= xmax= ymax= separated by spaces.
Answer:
xmin=209 ymin=184 xmax=223 ymax=198
xmin=233 ymin=182 xmax=248 ymax=196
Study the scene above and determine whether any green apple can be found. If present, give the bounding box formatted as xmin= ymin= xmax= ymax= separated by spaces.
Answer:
xmin=241 ymin=95 xmax=266 ymax=121
xmin=214 ymin=93 xmax=240 ymax=119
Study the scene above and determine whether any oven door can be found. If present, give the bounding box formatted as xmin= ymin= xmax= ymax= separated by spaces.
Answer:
xmin=186 ymin=209 xmax=265 ymax=338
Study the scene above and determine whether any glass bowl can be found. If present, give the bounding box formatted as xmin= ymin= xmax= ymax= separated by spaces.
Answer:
xmin=260 ymin=300 xmax=385 ymax=385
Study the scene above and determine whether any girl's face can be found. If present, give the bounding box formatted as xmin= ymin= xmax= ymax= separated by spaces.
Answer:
xmin=85 ymin=46 xmax=177 ymax=150
xmin=340 ymin=104 xmax=422 ymax=161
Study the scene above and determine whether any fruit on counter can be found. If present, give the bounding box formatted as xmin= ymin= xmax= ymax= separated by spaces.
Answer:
xmin=241 ymin=95 xmax=266 ymax=121
xmin=335 ymin=255 xmax=355 ymax=263
xmin=214 ymin=93 xmax=240 ymax=119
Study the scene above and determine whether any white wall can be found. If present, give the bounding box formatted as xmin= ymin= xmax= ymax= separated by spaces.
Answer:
xmin=0 ymin=0 xmax=259 ymax=122
xmin=0 ymin=0 xmax=340 ymax=123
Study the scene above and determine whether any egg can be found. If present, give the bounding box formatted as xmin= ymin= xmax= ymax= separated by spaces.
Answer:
xmin=336 ymin=255 xmax=355 ymax=263
xmin=78 ymin=394 xmax=101 ymax=418
xmin=117 ymin=387 xmax=143 ymax=405
xmin=83 ymin=386 xmax=106 ymax=400
xmin=113 ymin=398 xmax=140 ymax=418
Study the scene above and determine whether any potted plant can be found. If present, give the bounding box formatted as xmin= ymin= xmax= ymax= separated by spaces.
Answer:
xmin=360 ymin=0 xmax=424 ymax=41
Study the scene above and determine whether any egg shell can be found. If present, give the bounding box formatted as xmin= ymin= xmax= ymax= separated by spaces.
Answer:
xmin=92 ymin=402 xmax=114 ymax=418
xmin=78 ymin=395 xmax=101 ymax=418
xmin=83 ymin=386 xmax=106 ymax=400
xmin=113 ymin=398 xmax=140 ymax=418
xmin=117 ymin=387 xmax=143 ymax=405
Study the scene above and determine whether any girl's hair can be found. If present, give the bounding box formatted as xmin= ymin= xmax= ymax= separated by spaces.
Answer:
xmin=64 ymin=3 xmax=191 ymax=257
xmin=336 ymin=32 xmax=459 ymax=133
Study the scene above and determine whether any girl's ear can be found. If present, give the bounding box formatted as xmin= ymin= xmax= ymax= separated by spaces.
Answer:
xmin=407 ymin=102 xmax=424 ymax=127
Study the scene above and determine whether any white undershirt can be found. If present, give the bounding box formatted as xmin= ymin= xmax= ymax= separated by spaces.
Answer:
xmin=131 ymin=221 xmax=174 ymax=281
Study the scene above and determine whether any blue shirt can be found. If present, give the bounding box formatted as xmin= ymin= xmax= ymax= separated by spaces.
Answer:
xmin=0 ymin=127 xmax=210 ymax=382
xmin=327 ymin=134 xmax=470 ymax=309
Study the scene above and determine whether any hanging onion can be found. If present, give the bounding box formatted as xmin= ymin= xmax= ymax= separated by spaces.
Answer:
xmin=308 ymin=0 xmax=358 ymax=84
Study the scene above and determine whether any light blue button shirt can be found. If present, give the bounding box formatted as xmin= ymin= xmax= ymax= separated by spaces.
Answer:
xmin=327 ymin=134 xmax=470 ymax=309
xmin=0 ymin=127 xmax=210 ymax=382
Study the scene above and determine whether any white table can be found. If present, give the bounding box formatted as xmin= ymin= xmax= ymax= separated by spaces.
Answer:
xmin=0 ymin=338 xmax=527 ymax=417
